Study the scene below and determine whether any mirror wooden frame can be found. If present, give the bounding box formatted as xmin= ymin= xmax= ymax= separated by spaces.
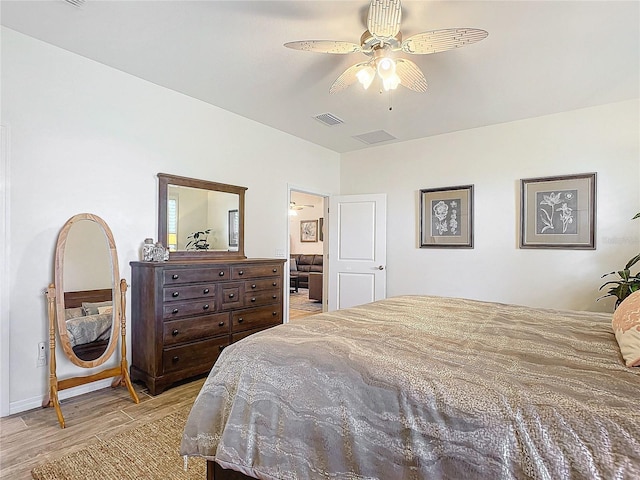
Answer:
xmin=44 ymin=213 xmax=139 ymax=428
xmin=158 ymin=173 xmax=247 ymax=260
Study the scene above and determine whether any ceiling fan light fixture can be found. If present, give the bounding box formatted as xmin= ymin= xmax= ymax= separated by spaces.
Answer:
xmin=376 ymin=56 xmax=396 ymax=79
xmin=383 ymin=73 xmax=401 ymax=91
xmin=356 ymin=66 xmax=376 ymax=89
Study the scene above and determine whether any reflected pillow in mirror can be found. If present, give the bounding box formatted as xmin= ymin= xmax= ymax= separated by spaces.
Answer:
xmin=64 ymin=307 xmax=85 ymax=320
xmin=97 ymin=305 xmax=113 ymax=315
xmin=82 ymin=301 xmax=112 ymax=316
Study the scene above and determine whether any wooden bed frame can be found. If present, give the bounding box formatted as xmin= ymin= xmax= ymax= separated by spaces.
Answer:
xmin=207 ymin=461 xmax=254 ymax=480
xmin=63 ymin=288 xmax=112 ymax=361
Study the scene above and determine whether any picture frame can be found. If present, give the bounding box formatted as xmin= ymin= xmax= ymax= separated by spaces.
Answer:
xmin=300 ymin=220 xmax=318 ymax=243
xmin=520 ymin=172 xmax=596 ymax=249
xmin=420 ymin=185 xmax=474 ymax=248
xmin=228 ymin=209 xmax=239 ymax=247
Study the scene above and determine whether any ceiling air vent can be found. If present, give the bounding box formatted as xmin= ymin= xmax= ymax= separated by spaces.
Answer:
xmin=352 ymin=130 xmax=396 ymax=145
xmin=64 ymin=0 xmax=86 ymax=6
xmin=313 ymin=113 xmax=344 ymax=126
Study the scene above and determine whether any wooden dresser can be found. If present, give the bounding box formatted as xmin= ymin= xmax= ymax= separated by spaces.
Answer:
xmin=130 ymin=258 xmax=285 ymax=395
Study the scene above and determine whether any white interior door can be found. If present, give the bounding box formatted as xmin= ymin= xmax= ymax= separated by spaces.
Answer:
xmin=328 ymin=194 xmax=386 ymax=311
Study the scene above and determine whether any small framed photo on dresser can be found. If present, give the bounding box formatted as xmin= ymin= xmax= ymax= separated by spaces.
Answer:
xmin=520 ymin=173 xmax=596 ymax=249
xmin=420 ymin=185 xmax=474 ymax=248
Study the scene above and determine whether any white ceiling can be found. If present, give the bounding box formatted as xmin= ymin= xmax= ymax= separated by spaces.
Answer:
xmin=2 ymin=0 xmax=638 ymax=153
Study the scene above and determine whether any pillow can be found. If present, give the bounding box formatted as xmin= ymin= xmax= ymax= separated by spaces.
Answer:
xmin=612 ymin=290 xmax=640 ymax=367
xmin=290 ymin=258 xmax=298 ymax=271
xmin=82 ymin=301 xmax=112 ymax=316
xmin=97 ymin=305 xmax=113 ymax=315
xmin=64 ymin=307 xmax=85 ymax=320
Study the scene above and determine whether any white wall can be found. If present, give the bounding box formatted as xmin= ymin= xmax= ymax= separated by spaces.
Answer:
xmin=341 ymin=100 xmax=640 ymax=313
xmin=1 ymin=28 xmax=340 ymax=414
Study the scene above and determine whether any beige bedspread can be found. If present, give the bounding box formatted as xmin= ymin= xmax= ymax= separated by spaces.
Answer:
xmin=180 ymin=295 xmax=640 ymax=479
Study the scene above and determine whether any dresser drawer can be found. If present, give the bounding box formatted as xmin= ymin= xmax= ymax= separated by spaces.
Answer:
xmin=232 ymin=305 xmax=281 ymax=332
xmin=163 ymin=267 xmax=230 ymax=285
xmin=220 ymin=283 xmax=242 ymax=309
xmin=244 ymin=290 xmax=281 ymax=307
xmin=231 ymin=264 xmax=282 ymax=279
xmin=163 ymin=300 xmax=215 ymax=320
xmin=163 ymin=313 xmax=230 ymax=346
xmin=163 ymin=284 xmax=216 ymax=302
xmin=162 ymin=337 xmax=229 ymax=374
xmin=244 ymin=278 xmax=280 ymax=293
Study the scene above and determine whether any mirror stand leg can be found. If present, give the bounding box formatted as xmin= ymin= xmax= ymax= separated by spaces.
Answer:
xmin=119 ymin=280 xmax=140 ymax=405
xmin=45 ymin=285 xmax=65 ymax=428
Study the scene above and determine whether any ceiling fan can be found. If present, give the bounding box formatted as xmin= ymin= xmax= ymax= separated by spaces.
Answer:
xmin=290 ymin=202 xmax=315 ymax=210
xmin=284 ymin=0 xmax=488 ymax=94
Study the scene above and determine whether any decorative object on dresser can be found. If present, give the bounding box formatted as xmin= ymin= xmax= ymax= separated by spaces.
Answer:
xmin=44 ymin=213 xmax=139 ymax=428
xmin=130 ymin=258 xmax=285 ymax=395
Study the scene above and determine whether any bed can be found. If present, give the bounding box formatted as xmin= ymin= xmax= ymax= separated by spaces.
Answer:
xmin=63 ymin=288 xmax=113 ymax=361
xmin=180 ymin=295 xmax=640 ymax=479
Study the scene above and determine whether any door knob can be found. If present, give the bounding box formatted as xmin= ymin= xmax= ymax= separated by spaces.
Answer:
xmin=378 ymin=265 xmax=385 ymax=270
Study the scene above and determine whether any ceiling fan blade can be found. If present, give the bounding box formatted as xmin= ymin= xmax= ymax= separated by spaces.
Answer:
xmin=401 ymin=28 xmax=488 ymax=54
xmin=284 ymin=40 xmax=362 ymax=54
xmin=330 ymin=62 xmax=372 ymax=94
xmin=367 ymin=0 xmax=402 ymax=39
xmin=395 ymin=59 xmax=428 ymax=92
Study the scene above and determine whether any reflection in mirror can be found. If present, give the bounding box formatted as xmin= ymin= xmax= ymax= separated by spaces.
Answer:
xmin=168 ymin=185 xmax=240 ymax=252
xmin=62 ymin=220 xmax=113 ymax=361
xmin=159 ymin=173 xmax=247 ymax=260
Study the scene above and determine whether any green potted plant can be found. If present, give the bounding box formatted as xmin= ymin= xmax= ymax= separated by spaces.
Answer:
xmin=598 ymin=213 xmax=640 ymax=308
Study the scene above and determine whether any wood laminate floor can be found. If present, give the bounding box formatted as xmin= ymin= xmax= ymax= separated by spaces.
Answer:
xmin=0 ymin=307 xmax=315 ymax=480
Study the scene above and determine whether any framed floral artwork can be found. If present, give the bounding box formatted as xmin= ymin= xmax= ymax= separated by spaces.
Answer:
xmin=520 ymin=173 xmax=596 ymax=249
xmin=420 ymin=185 xmax=474 ymax=248
xmin=300 ymin=220 xmax=318 ymax=242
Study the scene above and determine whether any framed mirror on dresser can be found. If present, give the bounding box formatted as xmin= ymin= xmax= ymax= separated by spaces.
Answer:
xmin=130 ymin=174 xmax=285 ymax=395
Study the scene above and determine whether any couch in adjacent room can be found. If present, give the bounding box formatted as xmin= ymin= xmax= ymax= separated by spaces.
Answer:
xmin=290 ymin=254 xmax=323 ymax=289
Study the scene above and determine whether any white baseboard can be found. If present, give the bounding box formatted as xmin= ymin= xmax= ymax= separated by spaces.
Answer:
xmin=8 ymin=378 xmax=113 ymax=416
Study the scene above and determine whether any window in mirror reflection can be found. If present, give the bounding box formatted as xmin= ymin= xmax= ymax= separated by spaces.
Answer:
xmin=167 ymin=185 xmax=240 ymax=252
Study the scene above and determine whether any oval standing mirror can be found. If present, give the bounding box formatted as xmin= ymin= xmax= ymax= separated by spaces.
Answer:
xmin=158 ymin=173 xmax=247 ymax=260
xmin=45 ymin=213 xmax=139 ymax=428
xmin=54 ymin=213 xmax=120 ymax=367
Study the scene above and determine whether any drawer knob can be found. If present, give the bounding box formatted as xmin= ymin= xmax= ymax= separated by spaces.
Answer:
xmin=172 ymin=291 xmax=179 ymax=298
xmin=172 ymin=308 xmax=179 ymax=314
xmin=272 ymin=295 xmax=277 ymax=299
xmin=203 ymin=288 xmax=210 ymax=294
xmin=172 ymin=356 xmax=179 ymax=363
xmin=218 ymin=271 xmax=225 ymax=277
xmin=218 ymin=321 xmax=225 ymax=327
xmin=172 ymin=329 xmax=179 ymax=336
xmin=203 ymin=304 xmax=210 ymax=310
xmin=273 ymin=268 xmax=277 ymax=273
xmin=228 ymin=293 xmax=235 ymax=299
xmin=250 ymin=297 xmax=256 ymax=302
xmin=251 ymin=284 xmax=256 ymax=289
xmin=238 ymin=317 xmax=244 ymax=323
xmin=272 ymin=311 xmax=277 ymax=316
xmin=238 ymin=270 xmax=244 ymax=276
xmin=172 ymin=274 xmax=179 ymax=279
xmin=272 ymin=282 xmax=277 ymax=287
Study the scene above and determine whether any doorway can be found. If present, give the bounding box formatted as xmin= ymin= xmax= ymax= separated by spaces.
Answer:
xmin=288 ymin=188 xmax=328 ymax=321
